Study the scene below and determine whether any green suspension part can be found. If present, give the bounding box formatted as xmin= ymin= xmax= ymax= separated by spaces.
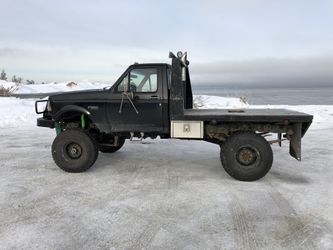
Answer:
xmin=81 ymin=114 xmax=85 ymax=128
xmin=55 ymin=122 xmax=62 ymax=135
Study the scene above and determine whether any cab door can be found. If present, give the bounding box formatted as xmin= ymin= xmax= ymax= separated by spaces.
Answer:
xmin=107 ymin=66 xmax=165 ymax=133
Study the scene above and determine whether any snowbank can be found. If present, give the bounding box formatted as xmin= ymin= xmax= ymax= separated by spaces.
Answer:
xmin=0 ymin=98 xmax=38 ymax=128
xmin=13 ymin=81 xmax=108 ymax=94
xmin=1 ymin=80 xmax=109 ymax=94
xmin=193 ymin=95 xmax=249 ymax=109
xmin=0 ymin=80 xmax=18 ymax=92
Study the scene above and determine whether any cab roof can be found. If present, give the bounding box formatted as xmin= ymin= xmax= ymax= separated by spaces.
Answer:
xmin=129 ymin=63 xmax=171 ymax=67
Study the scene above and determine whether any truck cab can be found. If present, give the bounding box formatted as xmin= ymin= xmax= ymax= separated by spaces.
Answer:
xmin=106 ymin=63 xmax=170 ymax=134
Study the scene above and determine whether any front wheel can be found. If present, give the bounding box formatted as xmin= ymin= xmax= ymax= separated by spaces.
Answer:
xmin=52 ymin=129 xmax=99 ymax=173
xmin=220 ymin=133 xmax=273 ymax=181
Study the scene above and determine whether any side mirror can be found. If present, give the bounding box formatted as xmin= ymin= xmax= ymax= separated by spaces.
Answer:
xmin=129 ymin=84 xmax=137 ymax=93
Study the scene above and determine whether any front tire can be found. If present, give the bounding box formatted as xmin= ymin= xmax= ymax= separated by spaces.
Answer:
xmin=220 ymin=132 xmax=273 ymax=181
xmin=52 ymin=129 xmax=98 ymax=173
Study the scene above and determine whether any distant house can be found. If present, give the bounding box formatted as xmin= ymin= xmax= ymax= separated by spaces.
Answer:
xmin=66 ymin=82 xmax=77 ymax=88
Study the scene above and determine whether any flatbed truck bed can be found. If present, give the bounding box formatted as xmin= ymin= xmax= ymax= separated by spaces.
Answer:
xmin=183 ymin=108 xmax=312 ymax=134
xmin=184 ymin=108 xmax=312 ymax=122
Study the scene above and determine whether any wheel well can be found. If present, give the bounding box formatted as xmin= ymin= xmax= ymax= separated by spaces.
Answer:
xmin=205 ymin=122 xmax=292 ymax=144
xmin=57 ymin=111 xmax=94 ymax=130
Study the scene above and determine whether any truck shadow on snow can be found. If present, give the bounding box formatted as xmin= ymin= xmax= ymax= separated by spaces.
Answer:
xmin=89 ymin=143 xmax=310 ymax=185
xmin=92 ymin=145 xmax=229 ymax=177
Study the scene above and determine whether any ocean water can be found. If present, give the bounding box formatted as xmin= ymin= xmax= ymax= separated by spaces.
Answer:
xmin=192 ymin=85 xmax=333 ymax=105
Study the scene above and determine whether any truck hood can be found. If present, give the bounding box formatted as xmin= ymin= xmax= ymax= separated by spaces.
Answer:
xmin=49 ymin=89 xmax=108 ymax=102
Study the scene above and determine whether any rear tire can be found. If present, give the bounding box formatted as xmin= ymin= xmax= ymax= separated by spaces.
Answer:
xmin=220 ymin=132 xmax=273 ymax=181
xmin=52 ymin=129 xmax=98 ymax=173
xmin=99 ymin=137 xmax=125 ymax=153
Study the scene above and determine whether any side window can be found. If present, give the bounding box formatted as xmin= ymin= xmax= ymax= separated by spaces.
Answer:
xmin=116 ymin=74 xmax=129 ymax=92
xmin=129 ymin=68 xmax=158 ymax=93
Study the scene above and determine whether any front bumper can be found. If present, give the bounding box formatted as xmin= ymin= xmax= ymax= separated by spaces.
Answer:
xmin=37 ymin=117 xmax=55 ymax=128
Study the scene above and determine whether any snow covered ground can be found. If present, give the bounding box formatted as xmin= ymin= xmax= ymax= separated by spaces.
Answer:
xmin=0 ymin=96 xmax=333 ymax=249
xmin=13 ymin=81 xmax=108 ymax=94
xmin=0 ymin=80 xmax=17 ymax=90
xmin=0 ymin=80 xmax=108 ymax=95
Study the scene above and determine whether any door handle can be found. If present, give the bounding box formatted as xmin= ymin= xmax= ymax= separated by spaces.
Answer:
xmin=150 ymin=95 xmax=160 ymax=100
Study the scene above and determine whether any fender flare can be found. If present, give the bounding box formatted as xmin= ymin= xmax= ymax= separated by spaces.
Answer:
xmin=53 ymin=105 xmax=91 ymax=122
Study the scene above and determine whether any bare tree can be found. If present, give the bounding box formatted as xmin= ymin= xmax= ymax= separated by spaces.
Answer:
xmin=12 ymin=75 xmax=17 ymax=83
xmin=0 ymin=69 xmax=7 ymax=80
xmin=12 ymin=75 xmax=23 ymax=84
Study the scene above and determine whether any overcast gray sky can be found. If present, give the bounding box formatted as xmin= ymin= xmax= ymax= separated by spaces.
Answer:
xmin=0 ymin=0 xmax=333 ymax=87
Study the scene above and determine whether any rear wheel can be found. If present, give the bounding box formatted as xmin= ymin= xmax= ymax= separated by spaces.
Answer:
xmin=99 ymin=137 xmax=125 ymax=153
xmin=52 ymin=129 xmax=98 ymax=173
xmin=220 ymin=132 xmax=273 ymax=181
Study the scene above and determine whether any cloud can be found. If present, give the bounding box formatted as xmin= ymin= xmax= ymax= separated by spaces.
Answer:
xmin=0 ymin=43 xmax=166 ymax=82
xmin=0 ymin=47 xmax=27 ymax=57
xmin=190 ymin=55 xmax=333 ymax=87
xmin=1 ymin=42 xmax=333 ymax=88
xmin=1 ymin=0 xmax=333 ymax=84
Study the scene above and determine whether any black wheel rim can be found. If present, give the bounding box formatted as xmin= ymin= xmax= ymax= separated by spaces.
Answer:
xmin=66 ymin=143 xmax=82 ymax=159
xmin=236 ymin=146 xmax=258 ymax=166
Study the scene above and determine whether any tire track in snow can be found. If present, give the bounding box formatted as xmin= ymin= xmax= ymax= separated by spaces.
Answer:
xmin=229 ymin=196 xmax=261 ymax=250
xmin=266 ymin=181 xmax=332 ymax=249
xmin=128 ymin=222 xmax=161 ymax=249
xmin=279 ymin=216 xmax=333 ymax=249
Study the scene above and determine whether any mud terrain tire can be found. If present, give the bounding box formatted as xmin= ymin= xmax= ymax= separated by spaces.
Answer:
xmin=220 ymin=133 xmax=273 ymax=181
xmin=52 ymin=129 xmax=98 ymax=173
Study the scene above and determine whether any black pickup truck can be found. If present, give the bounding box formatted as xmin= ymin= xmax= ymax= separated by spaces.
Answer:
xmin=35 ymin=52 xmax=313 ymax=181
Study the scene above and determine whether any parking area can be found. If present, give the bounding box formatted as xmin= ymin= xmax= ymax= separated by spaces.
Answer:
xmin=0 ymin=126 xmax=332 ymax=249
